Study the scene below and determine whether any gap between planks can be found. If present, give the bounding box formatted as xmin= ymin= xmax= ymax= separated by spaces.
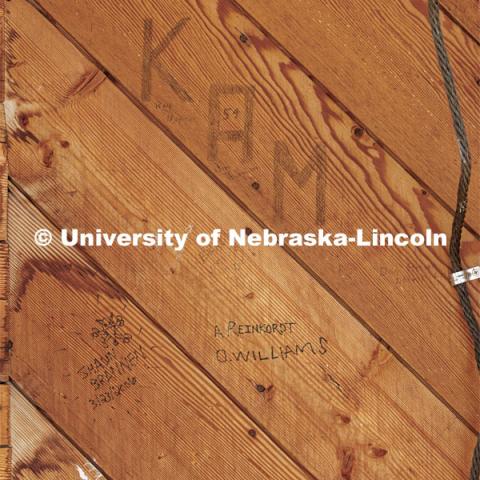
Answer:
xmin=28 ymin=0 xmax=480 ymax=241
xmin=2 ymin=0 xmax=476 ymax=477
xmin=228 ymin=0 xmax=480 ymax=238
xmin=5 ymin=1 xmax=478 ymax=472
xmin=8 ymin=127 xmax=479 ymax=441
xmin=18 ymin=0 xmax=480 ymax=434
xmin=8 ymin=179 xmax=320 ymax=480
xmin=9 ymin=381 xmax=111 ymax=480
xmin=439 ymin=0 xmax=480 ymax=44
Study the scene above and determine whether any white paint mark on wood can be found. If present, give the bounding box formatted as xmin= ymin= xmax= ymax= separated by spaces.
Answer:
xmin=76 ymin=465 xmax=89 ymax=480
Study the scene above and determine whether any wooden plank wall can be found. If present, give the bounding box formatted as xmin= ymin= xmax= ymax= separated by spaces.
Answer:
xmin=0 ymin=385 xmax=10 ymax=480
xmin=441 ymin=0 xmax=479 ymax=41
xmin=10 ymin=0 xmax=479 ymax=425
xmin=234 ymin=0 xmax=480 ymax=230
xmin=0 ymin=0 xmax=9 ymax=477
xmin=3 ymin=0 xmax=480 ymax=478
xmin=11 ymin=386 xmax=105 ymax=479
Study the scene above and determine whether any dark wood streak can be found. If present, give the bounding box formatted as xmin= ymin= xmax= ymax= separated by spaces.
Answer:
xmin=10 ymin=127 xmax=39 ymax=145
xmin=14 ymin=259 xmax=124 ymax=313
xmin=13 ymin=435 xmax=74 ymax=477
xmin=64 ymin=69 xmax=106 ymax=100
xmin=313 ymin=87 xmax=402 ymax=234
xmin=339 ymin=446 xmax=355 ymax=480
xmin=369 ymin=446 xmax=388 ymax=458
xmin=313 ymin=85 xmax=460 ymax=309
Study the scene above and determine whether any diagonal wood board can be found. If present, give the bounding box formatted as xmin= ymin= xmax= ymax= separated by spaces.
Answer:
xmin=3 ymin=0 xmax=480 ymax=478
xmin=8 ymin=0 xmax=479 ymax=426
xmin=11 ymin=386 xmax=106 ymax=480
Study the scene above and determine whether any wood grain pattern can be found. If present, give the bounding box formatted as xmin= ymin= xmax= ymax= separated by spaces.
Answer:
xmin=441 ymin=0 xmax=479 ymax=41
xmin=0 ymin=387 xmax=7 ymax=480
xmin=8 ymin=162 xmax=477 ymax=479
xmin=0 ymin=385 xmax=8 ymax=447
xmin=12 ymin=0 xmax=480 ymax=427
xmin=0 ymin=0 xmax=4 ymax=105
xmin=0 ymin=0 xmax=7 ymax=392
xmin=0 ymin=386 xmax=8 ymax=480
xmin=10 ymin=186 xmax=311 ymax=480
xmin=11 ymin=386 xmax=105 ymax=479
xmin=0 ymin=201 xmax=8 ymax=383
xmin=0 ymin=143 xmax=7 ymax=243
xmin=0 ymin=5 xmax=8 ymax=476
xmin=6 ymin=8 xmax=478 ymax=480
xmin=0 ymin=385 xmax=8 ymax=480
xmin=0 ymin=449 xmax=10 ymax=480
xmin=0 ymin=0 xmax=6 ymax=237
xmin=234 ymin=0 xmax=480 ymax=231
xmin=0 ymin=301 xmax=7 ymax=382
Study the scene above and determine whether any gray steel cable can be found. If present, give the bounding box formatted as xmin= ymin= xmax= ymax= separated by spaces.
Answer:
xmin=428 ymin=1 xmax=480 ymax=478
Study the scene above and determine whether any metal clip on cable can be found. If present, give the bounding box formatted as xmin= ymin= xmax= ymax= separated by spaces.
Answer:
xmin=452 ymin=266 xmax=480 ymax=286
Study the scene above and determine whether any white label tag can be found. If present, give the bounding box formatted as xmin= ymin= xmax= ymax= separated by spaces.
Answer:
xmin=451 ymin=266 xmax=480 ymax=286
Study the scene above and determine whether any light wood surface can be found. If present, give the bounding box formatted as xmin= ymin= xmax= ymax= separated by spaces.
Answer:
xmin=441 ymin=0 xmax=479 ymax=41
xmin=4 ymin=0 xmax=479 ymax=479
xmin=0 ymin=0 xmax=9 ymax=478
xmin=6 ymin=4 xmax=478 ymax=477
xmin=0 ymin=386 xmax=9 ymax=480
xmin=10 ymin=186 xmax=314 ymax=479
xmin=9 ymin=162 xmax=476 ymax=478
xmin=0 ymin=300 xmax=7 ymax=382
xmin=0 ymin=385 xmax=8 ymax=447
xmin=234 ymin=0 xmax=480 ymax=231
xmin=0 ymin=449 xmax=10 ymax=480
xmin=11 ymin=385 xmax=106 ymax=479
xmin=7 ymin=0 xmax=480 ymax=429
